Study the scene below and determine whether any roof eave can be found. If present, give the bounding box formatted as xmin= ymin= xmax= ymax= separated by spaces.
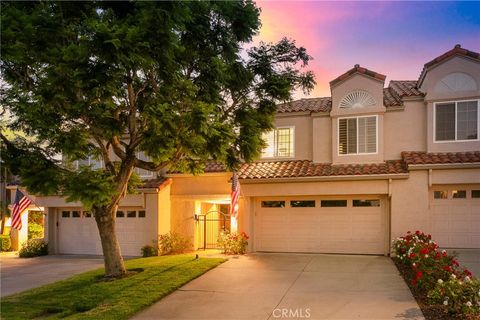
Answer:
xmin=239 ymin=173 xmax=409 ymax=184
xmin=407 ymin=163 xmax=480 ymax=170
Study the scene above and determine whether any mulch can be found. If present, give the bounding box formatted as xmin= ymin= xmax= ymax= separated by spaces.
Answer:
xmin=393 ymin=259 xmax=480 ymax=320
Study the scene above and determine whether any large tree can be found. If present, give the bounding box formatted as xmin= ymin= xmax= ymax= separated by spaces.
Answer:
xmin=0 ymin=1 xmax=315 ymax=276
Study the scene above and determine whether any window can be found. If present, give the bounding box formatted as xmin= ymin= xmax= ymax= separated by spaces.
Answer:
xmin=83 ymin=211 xmax=92 ymax=218
xmin=290 ymin=200 xmax=315 ymax=208
xmin=116 ymin=210 xmax=125 ymax=218
xmin=138 ymin=210 xmax=146 ymax=218
xmin=62 ymin=211 xmax=70 ymax=218
xmin=72 ymin=211 xmax=81 ymax=218
xmin=261 ymin=201 xmax=285 ymax=208
xmin=434 ymin=191 xmax=448 ymax=199
xmin=472 ymin=190 xmax=480 ymax=198
xmin=261 ymin=127 xmax=294 ymax=158
xmin=127 ymin=210 xmax=136 ymax=218
xmin=321 ymin=200 xmax=347 ymax=207
xmin=353 ymin=199 xmax=380 ymax=207
xmin=135 ymin=151 xmax=154 ymax=178
xmin=452 ymin=190 xmax=466 ymax=199
xmin=338 ymin=116 xmax=376 ymax=154
xmin=435 ymin=100 xmax=478 ymax=141
xmin=75 ymin=155 xmax=103 ymax=170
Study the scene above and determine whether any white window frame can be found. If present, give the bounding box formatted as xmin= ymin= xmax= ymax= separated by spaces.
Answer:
xmin=135 ymin=151 xmax=155 ymax=178
xmin=337 ymin=115 xmax=378 ymax=156
xmin=74 ymin=155 xmax=104 ymax=170
xmin=433 ymin=99 xmax=480 ymax=143
xmin=261 ymin=126 xmax=295 ymax=159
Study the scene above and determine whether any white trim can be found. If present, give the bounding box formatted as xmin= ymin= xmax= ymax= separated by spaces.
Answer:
xmin=337 ymin=115 xmax=378 ymax=156
xmin=260 ymin=126 xmax=295 ymax=159
xmin=433 ymin=99 xmax=480 ymax=143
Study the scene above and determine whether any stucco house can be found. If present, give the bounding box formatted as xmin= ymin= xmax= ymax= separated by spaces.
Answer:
xmin=12 ymin=45 xmax=480 ymax=256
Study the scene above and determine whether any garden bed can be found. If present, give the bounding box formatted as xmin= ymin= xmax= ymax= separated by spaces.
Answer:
xmin=394 ymin=258 xmax=479 ymax=320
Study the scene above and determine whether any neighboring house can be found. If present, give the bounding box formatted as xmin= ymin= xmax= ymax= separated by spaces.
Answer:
xmin=12 ymin=44 xmax=480 ymax=256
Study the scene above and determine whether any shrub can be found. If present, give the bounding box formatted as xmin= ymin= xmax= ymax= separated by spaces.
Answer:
xmin=19 ymin=239 xmax=48 ymax=258
xmin=141 ymin=244 xmax=157 ymax=257
xmin=218 ymin=231 xmax=248 ymax=254
xmin=428 ymin=275 xmax=480 ymax=315
xmin=28 ymin=222 xmax=44 ymax=239
xmin=158 ymin=232 xmax=191 ymax=255
xmin=1 ymin=235 xmax=11 ymax=252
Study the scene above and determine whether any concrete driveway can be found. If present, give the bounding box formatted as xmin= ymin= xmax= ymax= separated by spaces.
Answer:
xmin=446 ymin=249 xmax=480 ymax=277
xmin=133 ymin=253 xmax=423 ymax=320
xmin=0 ymin=254 xmax=104 ymax=297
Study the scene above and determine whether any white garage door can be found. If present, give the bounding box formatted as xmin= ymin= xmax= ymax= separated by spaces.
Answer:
xmin=58 ymin=208 xmax=155 ymax=256
xmin=430 ymin=186 xmax=480 ymax=248
xmin=255 ymin=196 xmax=386 ymax=254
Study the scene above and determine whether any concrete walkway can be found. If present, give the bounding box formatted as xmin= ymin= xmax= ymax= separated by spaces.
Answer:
xmin=133 ymin=253 xmax=423 ymax=320
xmin=0 ymin=254 xmax=104 ymax=297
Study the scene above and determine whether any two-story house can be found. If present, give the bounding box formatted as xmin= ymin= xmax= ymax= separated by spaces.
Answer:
xmin=16 ymin=45 xmax=479 ymax=256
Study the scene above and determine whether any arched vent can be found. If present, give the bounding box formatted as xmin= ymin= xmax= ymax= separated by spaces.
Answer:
xmin=434 ymin=72 xmax=477 ymax=93
xmin=339 ymin=90 xmax=376 ymax=108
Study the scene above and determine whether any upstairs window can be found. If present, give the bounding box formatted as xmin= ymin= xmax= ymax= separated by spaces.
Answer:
xmin=435 ymin=100 xmax=478 ymax=142
xmin=75 ymin=155 xmax=103 ymax=170
xmin=135 ymin=151 xmax=154 ymax=178
xmin=338 ymin=116 xmax=377 ymax=155
xmin=261 ymin=127 xmax=294 ymax=158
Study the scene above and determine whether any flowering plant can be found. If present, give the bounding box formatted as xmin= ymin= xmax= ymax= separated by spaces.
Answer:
xmin=428 ymin=275 xmax=480 ymax=315
xmin=218 ymin=231 xmax=248 ymax=254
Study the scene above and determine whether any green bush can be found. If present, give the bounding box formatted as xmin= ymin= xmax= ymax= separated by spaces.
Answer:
xmin=1 ymin=235 xmax=11 ymax=252
xmin=28 ymin=223 xmax=44 ymax=239
xmin=19 ymin=239 xmax=48 ymax=258
xmin=218 ymin=231 xmax=248 ymax=255
xmin=141 ymin=244 xmax=157 ymax=257
xmin=428 ymin=276 xmax=480 ymax=315
xmin=158 ymin=232 xmax=191 ymax=255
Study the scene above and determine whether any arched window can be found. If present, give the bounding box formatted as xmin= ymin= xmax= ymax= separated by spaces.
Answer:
xmin=434 ymin=72 xmax=477 ymax=93
xmin=339 ymin=90 xmax=376 ymax=109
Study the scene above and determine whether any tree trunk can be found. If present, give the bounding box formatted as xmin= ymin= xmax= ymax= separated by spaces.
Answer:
xmin=94 ymin=206 xmax=126 ymax=277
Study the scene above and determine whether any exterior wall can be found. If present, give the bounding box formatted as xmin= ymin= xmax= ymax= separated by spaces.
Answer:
xmin=170 ymin=174 xmax=231 ymax=196
xmin=158 ymin=185 xmax=171 ymax=236
xmin=330 ymin=74 xmax=386 ymax=164
xmin=421 ymin=56 xmax=480 ymax=153
xmin=384 ymin=100 xmax=427 ymax=160
xmin=35 ymin=193 xmax=145 ymax=208
xmin=312 ymin=115 xmax=332 ymax=163
xmin=273 ymin=114 xmax=313 ymax=160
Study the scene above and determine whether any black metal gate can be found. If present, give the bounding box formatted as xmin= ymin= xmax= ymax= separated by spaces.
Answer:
xmin=197 ymin=210 xmax=231 ymax=249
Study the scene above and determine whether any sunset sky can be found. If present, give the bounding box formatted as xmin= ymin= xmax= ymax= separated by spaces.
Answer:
xmin=253 ymin=1 xmax=480 ymax=98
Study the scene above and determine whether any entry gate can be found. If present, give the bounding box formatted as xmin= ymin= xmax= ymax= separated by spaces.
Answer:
xmin=197 ymin=210 xmax=231 ymax=249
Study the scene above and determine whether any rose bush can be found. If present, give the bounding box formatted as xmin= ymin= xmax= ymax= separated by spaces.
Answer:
xmin=218 ymin=231 xmax=248 ymax=254
xmin=393 ymin=230 xmax=478 ymax=317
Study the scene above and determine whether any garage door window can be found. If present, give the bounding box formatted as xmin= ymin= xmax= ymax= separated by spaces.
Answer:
xmin=62 ymin=211 xmax=70 ymax=218
xmin=83 ymin=211 xmax=92 ymax=218
xmin=116 ymin=210 xmax=125 ymax=218
xmin=353 ymin=199 xmax=380 ymax=207
xmin=127 ymin=211 xmax=136 ymax=218
xmin=434 ymin=191 xmax=448 ymax=199
xmin=321 ymin=200 xmax=347 ymax=207
xmin=261 ymin=201 xmax=285 ymax=208
xmin=452 ymin=190 xmax=466 ymax=199
xmin=290 ymin=200 xmax=315 ymax=207
xmin=138 ymin=210 xmax=146 ymax=218
xmin=472 ymin=190 xmax=480 ymax=198
xmin=72 ymin=211 xmax=81 ymax=218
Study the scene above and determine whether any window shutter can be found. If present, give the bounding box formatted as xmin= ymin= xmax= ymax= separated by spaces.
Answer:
xmin=347 ymin=118 xmax=357 ymax=154
xmin=366 ymin=117 xmax=376 ymax=153
xmin=339 ymin=119 xmax=347 ymax=154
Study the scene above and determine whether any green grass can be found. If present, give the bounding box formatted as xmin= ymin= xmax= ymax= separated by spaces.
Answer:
xmin=1 ymin=255 xmax=225 ymax=320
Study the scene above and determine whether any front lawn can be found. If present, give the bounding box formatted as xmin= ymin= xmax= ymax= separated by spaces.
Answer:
xmin=1 ymin=255 xmax=225 ymax=320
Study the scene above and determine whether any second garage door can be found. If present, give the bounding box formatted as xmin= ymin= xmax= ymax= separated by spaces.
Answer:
xmin=255 ymin=196 xmax=386 ymax=254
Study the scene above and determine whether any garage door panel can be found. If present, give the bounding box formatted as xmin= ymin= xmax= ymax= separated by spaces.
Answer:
xmin=256 ymin=196 xmax=385 ymax=255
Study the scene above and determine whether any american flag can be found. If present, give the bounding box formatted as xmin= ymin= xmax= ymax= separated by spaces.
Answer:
xmin=229 ymin=172 xmax=240 ymax=218
xmin=11 ymin=189 xmax=32 ymax=230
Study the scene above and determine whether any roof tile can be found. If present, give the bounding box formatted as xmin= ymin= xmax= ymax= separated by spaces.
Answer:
xmin=402 ymin=151 xmax=480 ymax=165
xmin=330 ymin=64 xmax=386 ymax=87
xmin=277 ymin=97 xmax=331 ymax=113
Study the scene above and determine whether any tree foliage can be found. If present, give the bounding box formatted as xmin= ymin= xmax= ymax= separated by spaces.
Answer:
xmin=1 ymin=1 xmax=315 ymax=275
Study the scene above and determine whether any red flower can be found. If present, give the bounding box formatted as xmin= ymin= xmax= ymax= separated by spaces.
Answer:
xmin=415 ymin=270 xmax=423 ymax=280
xmin=452 ymin=259 xmax=459 ymax=267
xmin=420 ymin=248 xmax=429 ymax=255
xmin=409 ymin=253 xmax=416 ymax=259
xmin=241 ymin=231 xmax=249 ymax=240
xmin=464 ymin=269 xmax=472 ymax=277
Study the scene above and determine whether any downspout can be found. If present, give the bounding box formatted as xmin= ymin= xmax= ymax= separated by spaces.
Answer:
xmin=387 ymin=179 xmax=392 ymax=256
xmin=428 ymin=169 xmax=432 ymax=210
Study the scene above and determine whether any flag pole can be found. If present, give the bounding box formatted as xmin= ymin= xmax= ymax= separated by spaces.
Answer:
xmin=15 ymin=187 xmax=44 ymax=213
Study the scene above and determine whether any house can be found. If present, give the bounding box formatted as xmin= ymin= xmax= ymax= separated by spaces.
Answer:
xmin=12 ymin=45 xmax=480 ymax=256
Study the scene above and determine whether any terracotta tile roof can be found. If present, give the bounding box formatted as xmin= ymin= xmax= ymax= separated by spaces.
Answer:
xmin=330 ymin=64 xmax=386 ymax=87
xmin=418 ymin=45 xmax=480 ymax=86
xmin=277 ymin=97 xmax=331 ymax=113
xmin=383 ymin=87 xmax=403 ymax=108
xmin=204 ymin=161 xmax=227 ymax=172
xmin=402 ymin=151 xmax=480 ymax=166
xmin=139 ymin=177 xmax=172 ymax=189
xmin=389 ymin=81 xmax=424 ymax=97
xmin=237 ymin=160 xmax=407 ymax=179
